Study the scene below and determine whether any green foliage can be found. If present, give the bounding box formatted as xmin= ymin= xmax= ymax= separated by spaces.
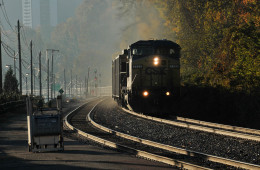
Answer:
xmin=3 ymin=68 xmax=19 ymax=94
xmin=216 ymin=22 xmax=260 ymax=93
xmin=153 ymin=0 xmax=259 ymax=94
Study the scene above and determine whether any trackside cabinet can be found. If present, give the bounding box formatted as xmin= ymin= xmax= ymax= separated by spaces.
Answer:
xmin=27 ymin=97 xmax=64 ymax=152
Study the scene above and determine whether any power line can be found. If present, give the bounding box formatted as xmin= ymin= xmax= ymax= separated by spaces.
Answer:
xmin=21 ymin=60 xmax=29 ymax=70
xmin=1 ymin=40 xmax=15 ymax=52
xmin=2 ymin=43 xmax=15 ymax=59
xmin=0 ymin=0 xmax=16 ymax=34
xmin=0 ymin=22 xmax=16 ymax=42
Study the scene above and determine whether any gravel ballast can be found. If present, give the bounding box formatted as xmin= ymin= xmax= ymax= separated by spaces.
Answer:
xmin=92 ymin=98 xmax=260 ymax=165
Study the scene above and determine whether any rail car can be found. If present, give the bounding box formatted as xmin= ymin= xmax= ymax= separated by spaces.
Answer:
xmin=112 ymin=39 xmax=181 ymax=114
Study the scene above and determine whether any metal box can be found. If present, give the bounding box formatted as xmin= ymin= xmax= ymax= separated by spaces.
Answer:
xmin=27 ymin=97 xmax=64 ymax=152
xmin=33 ymin=115 xmax=61 ymax=136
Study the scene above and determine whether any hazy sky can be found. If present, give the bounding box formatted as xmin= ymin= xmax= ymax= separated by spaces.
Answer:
xmin=1 ymin=0 xmax=166 ymax=92
xmin=0 ymin=0 xmax=82 ymax=78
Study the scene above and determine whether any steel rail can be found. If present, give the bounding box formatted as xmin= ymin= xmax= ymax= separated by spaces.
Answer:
xmin=90 ymin=107 xmax=260 ymax=170
xmin=176 ymin=116 xmax=260 ymax=136
xmin=122 ymin=108 xmax=260 ymax=142
xmin=64 ymin=99 xmax=210 ymax=170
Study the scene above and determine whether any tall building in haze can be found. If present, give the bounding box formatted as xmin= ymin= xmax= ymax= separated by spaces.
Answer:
xmin=22 ymin=0 xmax=32 ymax=28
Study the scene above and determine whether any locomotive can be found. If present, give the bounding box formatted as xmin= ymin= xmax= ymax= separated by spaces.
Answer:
xmin=112 ymin=39 xmax=181 ymax=114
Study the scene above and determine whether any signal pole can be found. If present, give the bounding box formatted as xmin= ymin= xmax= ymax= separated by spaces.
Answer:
xmin=17 ymin=20 xmax=22 ymax=94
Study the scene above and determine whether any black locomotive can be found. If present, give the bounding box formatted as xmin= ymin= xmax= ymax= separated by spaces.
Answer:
xmin=112 ymin=40 xmax=181 ymax=114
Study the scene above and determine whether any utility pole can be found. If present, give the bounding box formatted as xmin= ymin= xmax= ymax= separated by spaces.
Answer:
xmin=94 ymin=69 xmax=97 ymax=96
xmin=0 ymin=27 xmax=2 ymax=94
xmin=99 ymin=73 xmax=101 ymax=87
xmin=64 ymin=69 xmax=66 ymax=97
xmin=79 ymin=79 xmax=82 ymax=97
xmin=85 ymin=76 xmax=86 ymax=96
xmin=47 ymin=58 xmax=49 ymax=102
xmin=70 ymin=69 xmax=72 ymax=97
xmin=13 ymin=51 xmax=16 ymax=77
xmin=39 ymin=51 xmax=42 ymax=98
xmin=54 ymin=75 xmax=55 ymax=98
xmin=34 ymin=69 xmax=36 ymax=95
xmin=26 ymin=77 xmax=28 ymax=95
xmin=79 ymin=79 xmax=81 ymax=97
xmin=87 ymin=67 xmax=90 ymax=96
xmin=80 ymin=80 xmax=82 ymax=97
xmin=17 ymin=20 xmax=22 ymax=94
xmin=30 ymin=40 xmax=33 ymax=95
xmin=76 ymin=75 xmax=77 ymax=96
xmin=46 ymin=49 xmax=59 ymax=99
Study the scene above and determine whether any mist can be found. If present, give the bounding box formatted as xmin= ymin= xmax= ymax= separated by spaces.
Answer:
xmin=51 ymin=0 xmax=165 ymax=86
xmin=1 ymin=0 xmax=166 ymax=89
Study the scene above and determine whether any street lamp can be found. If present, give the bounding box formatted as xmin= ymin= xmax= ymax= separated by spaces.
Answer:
xmin=5 ymin=65 xmax=12 ymax=76
xmin=26 ymin=73 xmax=29 ymax=95
xmin=5 ymin=64 xmax=11 ymax=69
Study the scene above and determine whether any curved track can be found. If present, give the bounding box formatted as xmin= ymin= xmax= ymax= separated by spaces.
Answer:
xmin=123 ymin=108 xmax=260 ymax=142
xmin=65 ymin=98 xmax=211 ymax=169
xmin=175 ymin=116 xmax=260 ymax=136
xmin=65 ymin=97 xmax=260 ymax=169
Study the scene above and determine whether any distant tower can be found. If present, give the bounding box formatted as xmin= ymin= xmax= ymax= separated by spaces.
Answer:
xmin=22 ymin=0 xmax=32 ymax=28
xmin=40 ymin=0 xmax=51 ymax=41
xmin=40 ymin=0 xmax=50 ymax=28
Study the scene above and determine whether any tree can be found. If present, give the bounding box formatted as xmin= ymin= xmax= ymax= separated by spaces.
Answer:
xmin=4 ymin=68 xmax=19 ymax=94
xmin=153 ymin=0 xmax=259 ymax=93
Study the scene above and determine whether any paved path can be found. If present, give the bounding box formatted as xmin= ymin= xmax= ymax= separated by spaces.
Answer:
xmin=0 ymin=105 xmax=174 ymax=170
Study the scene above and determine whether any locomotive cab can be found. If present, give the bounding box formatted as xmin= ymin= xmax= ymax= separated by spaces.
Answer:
xmin=113 ymin=39 xmax=181 ymax=114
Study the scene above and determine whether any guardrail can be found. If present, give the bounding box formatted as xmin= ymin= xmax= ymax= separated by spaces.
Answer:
xmin=0 ymin=100 xmax=25 ymax=113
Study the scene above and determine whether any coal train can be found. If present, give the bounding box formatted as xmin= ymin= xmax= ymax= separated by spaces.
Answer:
xmin=112 ymin=40 xmax=181 ymax=114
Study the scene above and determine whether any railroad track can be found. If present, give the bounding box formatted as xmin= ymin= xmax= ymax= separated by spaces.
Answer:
xmin=65 ymin=97 xmax=260 ymax=169
xmin=175 ymin=116 xmax=260 ymax=136
xmin=65 ymin=98 xmax=210 ymax=169
xmin=123 ymin=108 xmax=260 ymax=142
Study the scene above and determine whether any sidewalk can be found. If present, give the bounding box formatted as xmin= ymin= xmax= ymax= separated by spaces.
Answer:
xmin=0 ymin=105 xmax=174 ymax=170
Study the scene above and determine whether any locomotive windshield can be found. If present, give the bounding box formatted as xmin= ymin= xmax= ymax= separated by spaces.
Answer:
xmin=132 ymin=47 xmax=176 ymax=56
xmin=155 ymin=48 xmax=175 ymax=55
xmin=132 ymin=47 xmax=154 ymax=55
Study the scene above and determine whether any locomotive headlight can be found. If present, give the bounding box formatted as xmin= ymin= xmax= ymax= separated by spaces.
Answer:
xmin=153 ymin=57 xmax=159 ymax=66
xmin=166 ymin=91 xmax=170 ymax=96
xmin=143 ymin=91 xmax=149 ymax=97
